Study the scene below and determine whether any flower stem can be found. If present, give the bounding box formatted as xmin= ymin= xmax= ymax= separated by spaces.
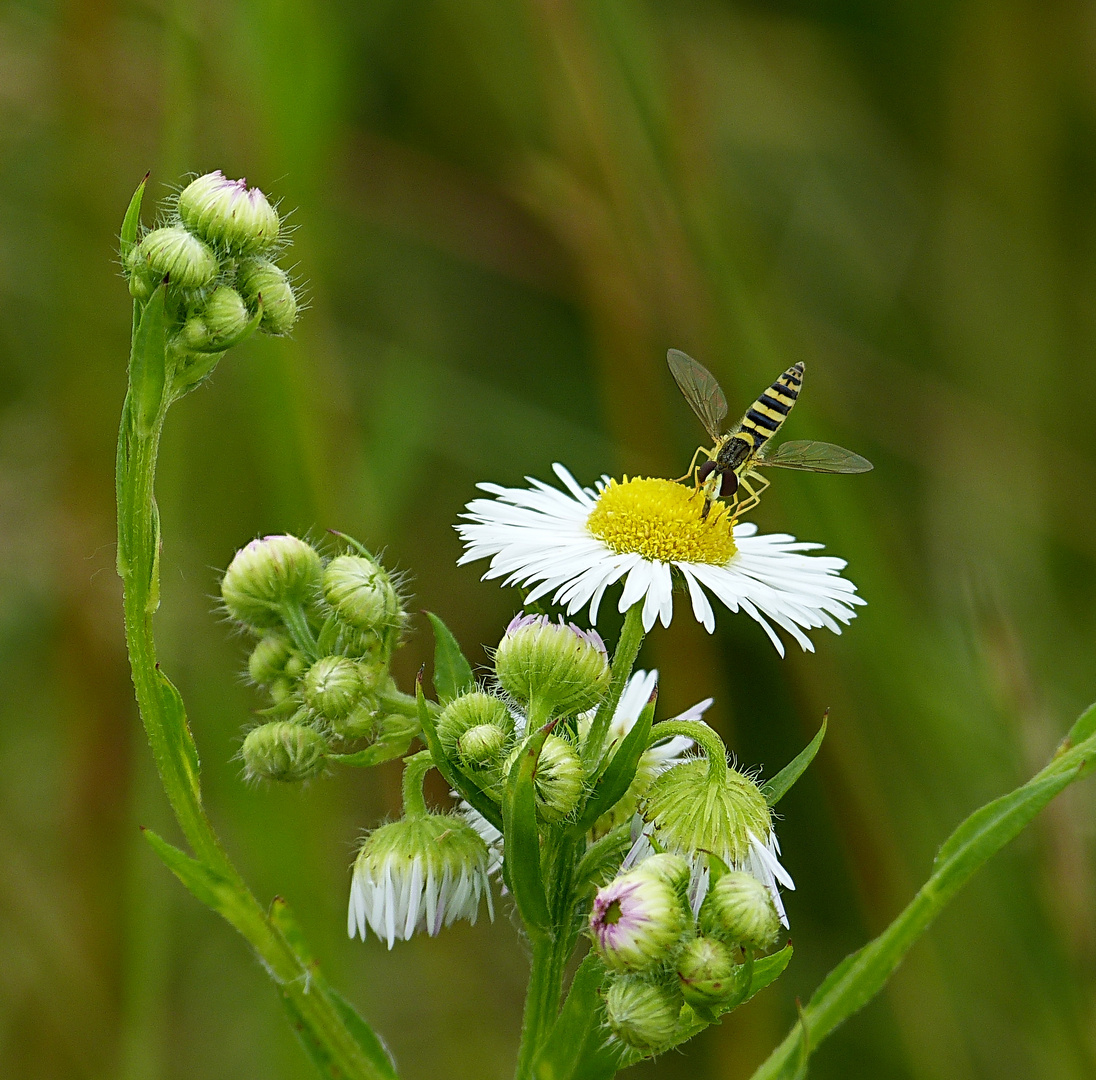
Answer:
xmin=583 ymin=602 xmax=645 ymax=767
xmin=647 ymin=719 xmax=729 ymax=782
xmin=400 ymin=750 xmax=434 ymax=817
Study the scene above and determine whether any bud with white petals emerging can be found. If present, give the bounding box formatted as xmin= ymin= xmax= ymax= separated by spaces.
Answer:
xmin=220 ymin=535 xmax=322 ymax=629
xmin=237 ymin=257 xmax=299 ymax=335
xmin=699 ymin=871 xmax=782 ymax=951
xmin=604 ymin=977 xmax=682 ymax=1053
xmin=494 ymin=614 xmax=609 ymax=718
xmin=177 ymin=171 xmax=280 ymax=253
xmin=242 ymin=720 xmax=327 ymax=782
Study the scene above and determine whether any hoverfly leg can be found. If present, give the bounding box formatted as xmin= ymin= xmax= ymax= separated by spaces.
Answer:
xmin=675 ymin=445 xmax=709 ymax=485
xmin=733 ymin=470 xmax=769 ymax=517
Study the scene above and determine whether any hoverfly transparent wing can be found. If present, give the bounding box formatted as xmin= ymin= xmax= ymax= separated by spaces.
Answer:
xmin=667 ymin=349 xmax=728 ymax=442
xmin=757 ymin=439 xmax=873 ymax=474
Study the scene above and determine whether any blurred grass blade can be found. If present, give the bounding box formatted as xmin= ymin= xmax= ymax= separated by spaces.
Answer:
xmin=762 ymin=714 xmax=827 ymax=807
xmin=502 ymin=723 xmax=555 ymax=932
xmin=750 ymin=711 xmax=1096 ymax=1079
xmin=426 ymin=612 xmax=475 ymax=704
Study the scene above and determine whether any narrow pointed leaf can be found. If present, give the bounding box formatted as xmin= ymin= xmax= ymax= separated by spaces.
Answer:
xmin=119 ymin=172 xmax=148 ymax=259
xmin=426 ymin=612 xmax=475 ymax=704
xmin=416 ymin=680 xmax=503 ymax=832
xmin=1063 ymin=699 xmax=1096 ymax=750
xmin=572 ymin=693 xmax=656 ymax=835
xmin=762 ymin=714 xmax=827 ymax=807
xmin=130 ymin=283 xmax=168 ymax=436
xmin=141 ymin=828 xmax=238 ymax=918
xmin=502 ymin=724 xmax=554 ymax=932
xmin=533 ymin=953 xmax=613 ymax=1080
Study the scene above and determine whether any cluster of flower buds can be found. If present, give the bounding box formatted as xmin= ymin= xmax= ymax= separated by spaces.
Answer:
xmin=124 ymin=171 xmax=300 ymax=393
xmin=222 ymin=534 xmax=410 ymax=782
xmin=589 ymin=733 xmax=790 ymax=1053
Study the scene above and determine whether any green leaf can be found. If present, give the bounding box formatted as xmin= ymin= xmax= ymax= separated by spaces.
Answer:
xmin=761 ymin=714 xmax=827 ymax=807
xmin=426 ymin=612 xmax=475 ymax=704
xmin=502 ymin=723 xmax=554 ymax=932
xmin=534 ymin=953 xmax=616 ymax=1080
xmin=415 ymin=681 xmax=503 ymax=832
xmin=142 ymin=828 xmax=238 ymax=918
xmin=1062 ymin=699 xmax=1096 ymax=752
xmin=157 ymin=669 xmax=202 ymax=806
xmin=130 ymin=283 xmax=168 ymax=436
xmin=329 ymin=734 xmax=417 ymax=768
xmin=270 ymin=898 xmax=398 ymax=1080
xmin=572 ymin=691 xmax=656 ymax=835
xmin=119 ymin=172 xmax=148 ymax=260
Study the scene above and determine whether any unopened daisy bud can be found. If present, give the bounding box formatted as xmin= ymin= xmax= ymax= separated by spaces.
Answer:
xmin=133 ymin=226 xmax=219 ymax=290
xmin=699 ymin=871 xmax=781 ymax=951
xmin=268 ymin=676 xmax=296 ymax=708
xmin=221 ymin=535 xmax=322 ymax=628
xmin=302 ymin=656 xmax=364 ymax=720
xmin=604 ymin=978 xmax=682 ymax=1053
xmin=494 ymin=614 xmax=609 ymax=717
xmin=438 ymin=691 xmax=513 ymax=758
xmin=676 ymin=936 xmax=740 ymax=1011
xmin=183 ymin=285 xmax=249 ymax=349
xmin=506 ymin=733 xmax=584 ymax=822
xmin=247 ymin=632 xmax=295 ymax=685
xmin=237 ymin=257 xmax=298 ymax=335
xmin=242 ymin=720 xmax=327 ymax=782
xmin=456 ymin=723 xmax=509 ymax=769
xmin=322 ymin=555 xmax=404 ymax=633
xmin=332 ymin=700 xmax=378 ymax=740
xmin=590 ymin=860 xmax=691 ymax=973
xmin=348 ymin=813 xmax=493 ymax=948
xmin=177 ymin=171 xmax=280 ymax=253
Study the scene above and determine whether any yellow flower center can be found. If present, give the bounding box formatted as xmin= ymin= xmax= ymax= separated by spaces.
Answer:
xmin=586 ymin=477 xmax=737 ymax=565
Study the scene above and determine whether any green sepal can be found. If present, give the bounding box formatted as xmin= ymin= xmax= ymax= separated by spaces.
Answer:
xmin=761 ymin=713 xmax=827 ymax=807
xmin=426 ymin=612 xmax=475 ymax=704
xmin=171 ymin=350 xmax=225 ymax=395
xmin=119 ymin=172 xmax=148 ymax=261
xmin=532 ymin=952 xmax=612 ymax=1080
xmin=129 ymin=282 xmax=168 ymax=437
xmin=571 ymin=690 xmax=656 ymax=835
xmin=269 ymin=897 xmax=398 ymax=1080
xmin=415 ymin=678 xmax=503 ymax=832
xmin=502 ymin=722 xmax=555 ymax=933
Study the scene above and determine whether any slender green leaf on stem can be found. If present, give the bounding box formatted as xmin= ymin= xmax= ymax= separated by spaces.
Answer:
xmin=156 ymin=668 xmax=202 ymax=806
xmin=572 ymin=690 xmax=656 ymax=835
xmin=533 ymin=952 xmax=611 ymax=1080
xmin=582 ymin=603 xmax=645 ymax=768
xmin=751 ymin=717 xmax=1096 ymax=1080
xmin=270 ymin=899 xmax=398 ymax=1080
xmin=119 ymin=172 xmax=149 ymax=260
xmin=130 ymin=283 xmax=168 ymax=437
xmin=1060 ymin=699 xmax=1096 ymax=754
xmin=573 ymin=824 xmax=632 ymax=890
xmin=415 ymin=679 xmax=503 ymax=832
xmin=328 ymin=732 xmax=417 ymax=768
xmin=141 ymin=827 xmax=240 ymax=917
xmin=761 ymin=714 xmax=828 ymax=807
xmin=426 ymin=612 xmax=475 ymax=704
xmin=502 ymin=722 xmax=556 ymax=933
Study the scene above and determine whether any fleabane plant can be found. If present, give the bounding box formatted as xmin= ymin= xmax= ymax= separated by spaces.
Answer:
xmin=115 ymin=174 xmax=1096 ymax=1080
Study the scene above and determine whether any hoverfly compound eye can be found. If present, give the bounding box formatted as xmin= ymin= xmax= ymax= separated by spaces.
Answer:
xmin=720 ymin=469 xmax=738 ymax=497
xmin=697 ymin=460 xmax=718 ymax=484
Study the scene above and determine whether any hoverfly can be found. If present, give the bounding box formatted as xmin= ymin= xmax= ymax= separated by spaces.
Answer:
xmin=667 ymin=348 xmax=872 ymax=519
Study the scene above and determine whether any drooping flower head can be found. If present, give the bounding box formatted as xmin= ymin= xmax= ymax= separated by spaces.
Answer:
xmin=458 ymin=465 xmax=864 ymax=655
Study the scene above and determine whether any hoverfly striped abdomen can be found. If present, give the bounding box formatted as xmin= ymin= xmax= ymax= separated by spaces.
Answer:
xmin=717 ymin=362 xmax=804 ymax=470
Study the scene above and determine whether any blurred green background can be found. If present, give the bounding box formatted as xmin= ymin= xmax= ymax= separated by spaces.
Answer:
xmin=2 ymin=0 xmax=1095 ymax=1077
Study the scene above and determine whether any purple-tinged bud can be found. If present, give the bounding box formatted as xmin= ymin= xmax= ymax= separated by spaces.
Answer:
xmin=178 ymin=171 xmax=280 ymax=253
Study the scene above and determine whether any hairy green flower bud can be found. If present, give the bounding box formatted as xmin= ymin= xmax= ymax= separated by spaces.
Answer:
xmin=178 ymin=171 xmax=280 ymax=253
xmin=437 ymin=691 xmax=513 ymax=758
xmin=133 ymin=226 xmax=218 ymax=290
xmin=221 ymin=535 xmax=322 ymax=628
xmin=604 ymin=977 xmax=682 ymax=1053
xmin=676 ymin=936 xmax=740 ymax=1011
xmin=322 ymin=554 xmax=403 ymax=633
xmin=247 ymin=632 xmax=295 ymax=685
xmin=242 ymin=720 xmax=327 ymax=782
xmin=457 ymin=723 xmax=509 ymax=769
xmin=332 ymin=700 xmax=379 ymax=740
xmin=699 ymin=871 xmax=782 ymax=951
xmin=302 ymin=656 xmax=364 ymax=719
xmin=494 ymin=614 xmax=609 ymax=717
xmin=183 ymin=285 xmax=250 ymax=348
xmin=268 ymin=677 xmax=296 ymax=708
xmin=238 ymin=257 xmax=298 ymax=335
xmin=590 ymin=855 xmax=691 ymax=973
xmin=506 ymin=732 xmax=584 ymax=822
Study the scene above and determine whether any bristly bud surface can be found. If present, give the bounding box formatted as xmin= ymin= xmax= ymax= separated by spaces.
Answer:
xmin=237 ymin=257 xmax=299 ymax=335
xmin=177 ymin=171 xmax=280 ymax=253
xmin=184 ymin=286 xmax=250 ymax=348
xmin=676 ymin=936 xmax=740 ymax=1011
xmin=302 ymin=656 xmax=364 ymax=720
xmin=323 ymin=554 xmax=405 ymax=635
xmin=494 ymin=613 xmax=609 ymax=717
xmin=699 ymin=870 xmax=782 ymax=950
xmin=242 ymin=720 xmax=327 ymax=782
xmin=505 ymin=732 xmax=584 ymax=821
xmin=247 ymin=632 xmax=296 ymax=685
xmin=437 ymin=690 xmax=513 ymax=757
xmin=131 ymin=226 xmax=218 ymax=291
xmin=221 ymin=535 xmax=322 ymax=628
xmin=604 ymin=977 xmax=683 ymax=1053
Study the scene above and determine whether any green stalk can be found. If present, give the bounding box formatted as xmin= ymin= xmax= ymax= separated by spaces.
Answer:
xmin=750 ymin=709 xmax=1096 ymax=1080
xmin=583 ymin=603 xmax=645 ymax=767
xmin=117 ymin=355 xmax=393 ymax=1080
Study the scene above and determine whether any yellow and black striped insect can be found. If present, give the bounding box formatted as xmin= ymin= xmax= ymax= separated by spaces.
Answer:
xmin=667 ymin=348 xmax=872 ymax=519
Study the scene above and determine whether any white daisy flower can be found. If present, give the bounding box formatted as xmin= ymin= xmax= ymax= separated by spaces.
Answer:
xmin=457 ymin=464 xmax=864 ymax=655
xmin=348 ymin=813 xmax=494 ymax=948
